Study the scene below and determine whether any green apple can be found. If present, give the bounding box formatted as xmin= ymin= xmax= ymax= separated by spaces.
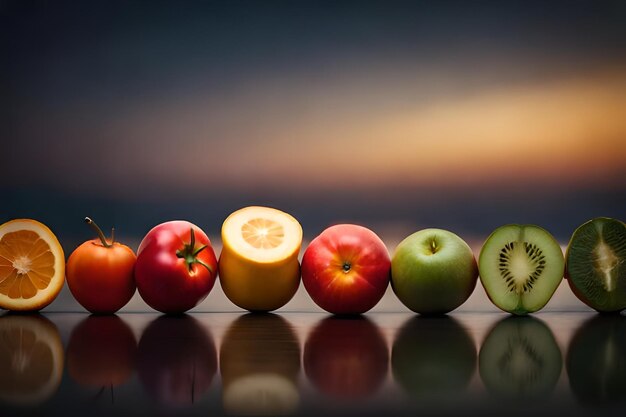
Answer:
xmin=391 ymin=228 xmax=478 ymax=314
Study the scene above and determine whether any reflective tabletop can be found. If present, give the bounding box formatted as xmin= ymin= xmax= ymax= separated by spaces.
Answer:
xmin=1 ymin=311 xmax=624 ymax=416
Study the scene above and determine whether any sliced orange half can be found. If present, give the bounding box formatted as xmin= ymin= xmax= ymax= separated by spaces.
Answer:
xmin=0 ymin=219 xmax=65 ymax=311
xmin=0 ymin=314 xmax=64 ymax=406
xmin=219 ymin=206 xmax=303 ymax=312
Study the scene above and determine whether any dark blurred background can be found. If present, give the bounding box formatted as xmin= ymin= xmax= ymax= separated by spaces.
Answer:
xmin=2 ymin=0 xmax=625 ymax=251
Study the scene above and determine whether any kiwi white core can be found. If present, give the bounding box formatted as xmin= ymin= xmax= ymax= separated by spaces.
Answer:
xmin=594 ymin=240 xmax=618 ymax=292
xmin=499 ymin=242 xmax=546 ymax=295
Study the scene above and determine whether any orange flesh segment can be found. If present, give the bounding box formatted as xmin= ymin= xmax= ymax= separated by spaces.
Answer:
xmin=0 ymin=231 xmax=54 ymax=299
xmin=241 ymin=218 xmax=285 ymax=249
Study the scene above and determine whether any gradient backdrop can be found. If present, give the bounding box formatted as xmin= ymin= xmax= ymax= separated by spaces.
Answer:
xmin=1 ymin=0 xmax=625 ymax=311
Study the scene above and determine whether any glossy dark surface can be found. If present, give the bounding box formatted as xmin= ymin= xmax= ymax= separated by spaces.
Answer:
xmin=0 ymin=311 xmax=624 ymax=416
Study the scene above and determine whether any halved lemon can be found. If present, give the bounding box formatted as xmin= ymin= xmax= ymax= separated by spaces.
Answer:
xmin=219 ymin=206 xmax=302 ymax=312
xmin=0 ymin=314 xmax=64 ymax=406
xmin=0 ymin=219 xmax=65 ymax=311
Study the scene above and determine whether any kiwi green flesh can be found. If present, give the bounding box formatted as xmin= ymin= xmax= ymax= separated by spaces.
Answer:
xmin=566 ymin=217 xmax=626 ymax=312
xmin=479 ymin=225 xmax=564 ymax=315
xmin=479 ymin=317 xmax=562 ymax=399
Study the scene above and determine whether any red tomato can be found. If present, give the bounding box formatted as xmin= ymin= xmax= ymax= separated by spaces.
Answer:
xmin=66 ymin=218 xmax=136 ymax=314
xmin=134 ymin=220 xmax=218 ymax=313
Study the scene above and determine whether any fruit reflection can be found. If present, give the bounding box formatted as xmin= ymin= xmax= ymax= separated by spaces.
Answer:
xmin=304 ymin=316 xmax=388 ymax=399
xmin=479 ymin=316 xmax=562 ymax=400
xmin=0 ymin=314 xmax=63 ymax=406
xmin=391 ymin=316 xmax=475 ymax=401
xmin=220 ymin=313 xmax=300 ymax=415
xmin=137 ymin=315 xmax=216 ymax=407
xmin=66 ymin=315 xmax=136 ymax=396
xmin=567 ymin=314 xmax=626 ymax=405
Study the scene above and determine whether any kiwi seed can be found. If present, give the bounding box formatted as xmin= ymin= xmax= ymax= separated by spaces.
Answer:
xmin=499 ymin=242 xmax=547 ymax=294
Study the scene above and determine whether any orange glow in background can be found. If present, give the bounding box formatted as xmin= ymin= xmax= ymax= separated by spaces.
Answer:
xmin=1 ymin=1 xmax=625 ymax=312
xmin=5 ymin=68 xmax=624 ymax=195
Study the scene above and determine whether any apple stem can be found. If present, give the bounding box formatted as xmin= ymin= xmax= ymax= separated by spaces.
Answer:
xmin=85 ymin=217 xmax=113 ymax=248
xmin=430 ymin=239 xmax=438 ymax=254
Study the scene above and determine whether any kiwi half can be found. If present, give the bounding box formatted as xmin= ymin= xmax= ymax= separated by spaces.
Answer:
xmin=479 ymin=224 xmax=564 ymax=315
xmin=565 ymin=217 xmax=626 ymax=313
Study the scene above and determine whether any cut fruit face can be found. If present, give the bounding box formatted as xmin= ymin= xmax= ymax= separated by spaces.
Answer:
xmin=566 ymin=217 xmax=626 ymax=312
xmin=0 ymin=219 xmax=65 ymax=311
xmin=498 ymin=241 xmax=546 ymax=294
xmin=222 ymin=206 xmax=302 ymax=263
xmin=241 ymin=218 xmax=285 ymax=249
xmin=0 ymin=314 xmax=64 ymax=406
xmin=479 ymin=224 xmax=564 ymax=315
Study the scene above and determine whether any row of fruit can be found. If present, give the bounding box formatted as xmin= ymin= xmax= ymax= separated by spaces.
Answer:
xmin=2 ymin=313 xmax=621 ymax=409
xmin=0 ymin=206 xmax=623 ymax=314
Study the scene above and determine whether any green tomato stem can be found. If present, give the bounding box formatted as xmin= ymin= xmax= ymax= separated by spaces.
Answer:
xmin=189 ymin=228 xmax=196 ymax=249
xmin=192 ymin=244 xmax=208 ymax=256
xmin=176 ymin=227 xmax=213 ymax=274
xmin=85 ymin=217 xmax=113 ymax=248
xmin=194 ymin=259 xmax=214 ymax=274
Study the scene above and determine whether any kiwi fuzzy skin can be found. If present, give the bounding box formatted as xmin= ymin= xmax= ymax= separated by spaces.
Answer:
xmin=565 ymin=217 xmax=626 ymax=313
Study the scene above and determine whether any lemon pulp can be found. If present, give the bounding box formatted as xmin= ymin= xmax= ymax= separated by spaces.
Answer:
xmin=242 ymin=218 xmax=285 ymax=249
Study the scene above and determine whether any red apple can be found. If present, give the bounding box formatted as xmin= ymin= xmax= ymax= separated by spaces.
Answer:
xmin=302 ymin=224 xmax=391 ymax=314
xmin=304 ymin=316 xmax=389 ymax=398
xmin=137 ymin=315 xmax=217 ymax=407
